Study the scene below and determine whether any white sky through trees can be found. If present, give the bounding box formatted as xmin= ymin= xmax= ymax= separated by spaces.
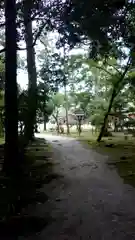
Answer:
xmin=17 ymin=31 xmax=88 ymax=89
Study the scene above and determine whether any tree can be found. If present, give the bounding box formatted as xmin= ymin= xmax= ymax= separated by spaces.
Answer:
xmin=80 ymin=57 xmax=132 ymax=141
xmin=112 ymin=92 xmax=129 ymax=132
xmin=23 ymin=0 xmax=37 ymax=140
xmin=39 ymin=50 xmax=64 ymax=93
xmin=37 ymin=82 xmax=53 ymax=131
xmin=38 ymin=37 xmax=65 ymax=130
xmin=4 ymin=0 xmax=57 ymax=141
xmin=55 ymin=0 xmax=134 ymax=58
xmin=62 ymin=45 xmax=70 ymax=134
xmin=51 ymin=93 xmax=65 ymax=133
xmin=39 ymin=36 xmax=71 ymax=133
xmin=97 ymin=58 xmax=131 ymax=141
xmin=18 ymin=89 xmax=28 ymax=136
xmin=4 ymin=0 xmax=18 ymax=174
xmin=70 ymin=91 xmax=92 ymax=118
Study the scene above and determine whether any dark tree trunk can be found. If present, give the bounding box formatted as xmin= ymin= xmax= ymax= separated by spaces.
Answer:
xmin=4 ymin=0 xmax=18 ymax=174
xmin=97 ymin=89 xmax=116 ymax=142
xmin=64 ymin=84 xmax=70 ymax=134
xmin=63 ymin=46 xmax=70 ymax=135
xmin=114 ymin=120 xmax=118 ymax=132
xmin=97 ymin=62 xmax=130 ymax=142
xmin=78 ymin=119 xmax=82 ymax=136
xmin=43 ymin=90 xmax=47 ymax=131
xmin=23 ymin=0 xmax=37 ymax=141
xmin=44 ymin=117 xmax=46 ymax=131
xmin=56 ymin=121 xmax=60 ymax=134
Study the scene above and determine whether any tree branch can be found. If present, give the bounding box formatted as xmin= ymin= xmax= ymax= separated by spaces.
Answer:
xmin=40 ymin=38 xmax=47 ymax=47
xmin=114 ymin=57 xmax=131 ymax=94
xmin=33 ymin=22 xmax=46 ymax=45
xmin=0 ymin=48 xmax=5 ymax=54
xmin=1 ymin=22 xmax=47 ymax=52
xmin=0 ymin=23 xmax=5 ymax=28
xmin=0 ymin=5 xmax=44 ymax=29
xmin=92 ymin=64 xmax=114 ymax=77
xmin=52 ymin=113 xmax=58 ymax=123
xmin=18 ymin=22 xmax=46 ymax=50
xmin=107 ymin=63 xmax=121 ymax=74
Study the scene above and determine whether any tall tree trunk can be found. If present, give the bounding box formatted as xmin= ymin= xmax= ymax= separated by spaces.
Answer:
xmin=4 ymin=0 xmax=18 ymax=174
xmin=53 ymin=113 xmax=60 ymax=133
xmin=43 ymin=88 xmax=47 ymax=131
xmin=97 ymin=89 xmax=116 ymax=142
xmin=64 ymin=84 xmax=70 ymax=134
xmin=23 ymin=0 xmax=37 ymax=140
xmin=114 ymin=119 xmax=118 ymax=132
xmin=97 ymin=61 xmax=130 ymax=142
xmin=43 ymin=116 xmax=47 ymax=131
xmin=56 ymin=120 xmax=60 ymax=134
xmin=63 ymin=46 xmax=70 ymax=135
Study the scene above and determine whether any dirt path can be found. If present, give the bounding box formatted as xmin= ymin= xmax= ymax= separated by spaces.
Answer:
xmin=26 ymin=134 xmax=135 ymax=239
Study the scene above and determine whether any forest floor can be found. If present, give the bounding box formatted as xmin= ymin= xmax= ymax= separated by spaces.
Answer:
xmin=0 ymin=137 xmax=61 ymax=239
xmin=22 ymin=133 xmax=135 ymax=240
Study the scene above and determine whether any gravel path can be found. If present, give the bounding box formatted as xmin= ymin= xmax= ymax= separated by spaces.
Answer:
xmin=26 ymin=134 xmax=135 ymax=240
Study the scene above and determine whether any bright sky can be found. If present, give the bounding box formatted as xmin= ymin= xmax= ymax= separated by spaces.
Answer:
xmin=17 ymin=70 xmax=28 ymax=89
xmin=17 ymin=48 xmax=28 ymax=89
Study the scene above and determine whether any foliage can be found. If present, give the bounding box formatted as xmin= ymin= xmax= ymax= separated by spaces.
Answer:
xmin=91 ymin=113 xmax=104 ymax=128
xmin=55 ymin=1 xmax=135 ymax=58
xmin=70 ymin=91 xmax=92 ymax=117
xmin=39 ymin=52 xmax=64 ymax=92
xmin=37 ymin=82 xmax=53 ymax=126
